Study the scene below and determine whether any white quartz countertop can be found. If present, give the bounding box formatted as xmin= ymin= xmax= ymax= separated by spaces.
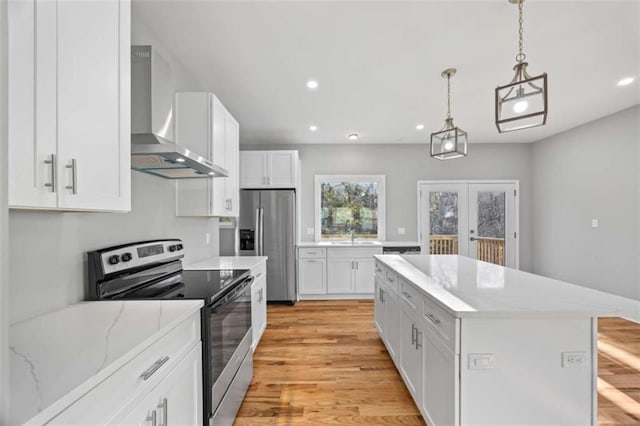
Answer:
xmin=184 ymin=256 xmax=268 ymax=271
xmin=375 ymin=255 xmax=640 ymax=321
xmin=9 ymin=300 xmax=203 ymax=425
xmin=297 ymin=241 xmax=419 ymax=248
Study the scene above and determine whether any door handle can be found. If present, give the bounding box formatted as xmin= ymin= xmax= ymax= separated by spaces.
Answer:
xmin=158 ymin=398 xmax=168 ymax=426
xmin=44 ymin=154 xmax=56 ymax=192
xmin=470 ymin=237 xmax=477 ymax=241
xmin=65 ymin=158 xmax=77 ymax=194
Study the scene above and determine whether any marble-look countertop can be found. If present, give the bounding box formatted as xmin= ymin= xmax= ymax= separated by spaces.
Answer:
xmin=184 ymin=256 xmax=268 ymax=271
xmin=375 ymin=255 xmax=640 ymax=321
xmin=297 ymin=241 xmax=419 ymax=248
xmin=9 ymin=300 xmax=203 ymax=425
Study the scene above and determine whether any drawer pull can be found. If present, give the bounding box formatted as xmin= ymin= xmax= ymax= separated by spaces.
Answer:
xmin=140 ymin=356 xmax=170 ymax=381
xmin=158 ymin=397 xmax=168 ymax=426
xmin=426 ymin=313 xmax=441 ymax=326
xmin=146 ymin=410 xmax=157 ymax=426
xmin=401 ymin=290 xmax=412 ymax=299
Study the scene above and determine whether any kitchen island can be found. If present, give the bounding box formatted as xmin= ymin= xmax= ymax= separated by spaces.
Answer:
xmin=374 ymin=254 xmax=639 ymax=426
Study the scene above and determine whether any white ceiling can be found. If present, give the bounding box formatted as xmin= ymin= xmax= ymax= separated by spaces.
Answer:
xmin=133 ymin=1 xmax=640 ymax=145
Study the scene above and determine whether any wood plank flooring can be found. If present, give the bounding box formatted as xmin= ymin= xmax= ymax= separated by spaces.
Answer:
xmin=234 ymin=301 xmax=640 ymax=425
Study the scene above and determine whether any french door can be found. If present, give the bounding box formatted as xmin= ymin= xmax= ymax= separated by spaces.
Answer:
xmin=418 ymin=181 xmax=519 ymax=268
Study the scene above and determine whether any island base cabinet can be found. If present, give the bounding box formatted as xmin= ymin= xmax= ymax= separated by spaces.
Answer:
xmin=384 ymin=289 xmax=401 ymax=363
xmin=400 ymin=311 xmax=423 ymax=404
xmin=115 ymin=342 xmax=203 ymax=425
xmin=251 ymin=273 xmax=267 ymax=351
xmin=374 ymin=278 xmax=385 ymax=334
xmin=423 ymin=328 xmax=458 ymax=426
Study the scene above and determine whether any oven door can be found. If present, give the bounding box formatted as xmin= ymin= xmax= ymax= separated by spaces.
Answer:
xmin=205 ymin=276 xmax=253 ymax=418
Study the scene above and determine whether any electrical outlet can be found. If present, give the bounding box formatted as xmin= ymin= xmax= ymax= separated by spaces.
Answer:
xmin=306 ymin=227 xmax=314 ymax=236
xmin=468 ymin=353 xmax=495 ymax=369
xmin=591 ymin=219 xmax=599 ymax=229
xmin=562 ymin=351 xmax=588 ymax=368
xmin=205 ymin=233 xmax=211 ymax=245
xmin=398 ymin=227 xmax=406 ymax=235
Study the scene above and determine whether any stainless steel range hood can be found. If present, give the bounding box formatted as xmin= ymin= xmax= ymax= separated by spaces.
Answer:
xmin=131 ymin=46 xmax=228 ymax=179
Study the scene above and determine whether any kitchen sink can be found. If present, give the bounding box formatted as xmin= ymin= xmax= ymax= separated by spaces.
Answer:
xmin=329 ymin=241 xmax=380 ymax=245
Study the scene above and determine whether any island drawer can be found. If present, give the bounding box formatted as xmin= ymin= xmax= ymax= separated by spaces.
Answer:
xmin=298 ymin=248 xmax=326 ymax=259
xmin=49 ymin=312 xmax=201 ymax=425
xmin=399 ymin=279 xmax=420 ymax=312
xmin=423 ymin=298 xmax=457 ymax=352
xmin=384 ymin=269 xmax=399 ymax=293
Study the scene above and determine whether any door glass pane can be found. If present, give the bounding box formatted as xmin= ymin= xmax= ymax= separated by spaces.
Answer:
xmin=429 ymin=192 xmax=459 ymax=254
xmin=476 ymin=192 xmax=506 ymax=266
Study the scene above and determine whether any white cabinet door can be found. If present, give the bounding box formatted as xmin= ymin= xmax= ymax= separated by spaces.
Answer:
xmin=251 ymin=274 xmax=267 ymax=350
xmin=384 ymin=289 xmax=401 ymax=362
xmin=354 ymin=258 xmax=375 ymax=293
xmin=56 ymin=0 xmax=130 ymax=211
xmin=374 ymin=277 xmax=385 ymax=334
xmin=267 ymin=151 xmax=296 ymax=187
xmin=223 ymin=113 xmax=240 ymax=216
xmin=240 ymin=151 xmax=267 ymax=188
xmin=423 ymin=330 xmax=457 ymax=426
xmin=327 ymin=258 xmax=354 ymax=293
xmin=400 ymin=312 xmax=423 ymax=402
xmin=8 ymin=0 xmax=57 ymax=208
xmin=299 ymin=258 xmax=327 ymax=294
xmin=211 ymin=97 xmax=227 ymax=217
xmin=117 ymin=343 xmax=203 ymax=426
xmin=8 ymin=0 xmax=130 ymax=212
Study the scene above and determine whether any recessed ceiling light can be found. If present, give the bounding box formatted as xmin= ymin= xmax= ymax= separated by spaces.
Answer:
xmin=617 ymin=77 xmax=635 ymax=87
xmin=348 ymin=133 xmax=359 ymax=141
xmin=306 ymin=80 xmax=319 ymax=90
xmin=175 ymin=158 xmax=186 ymax=163
xmin=309 ymin=125 xmax=318 ymax=132
xmin=416 ymin=124 xmax=425 ymax=130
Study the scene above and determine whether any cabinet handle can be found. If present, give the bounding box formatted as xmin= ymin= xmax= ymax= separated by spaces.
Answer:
xmin=356 ymin=261 xmax=359 ymax=270
xmin=380 ymin=288 xmax=385 ymax=303
xmin=146 ymin=411 xmax=157 ymax=426
xmin=411 ymin=323 xmax=416 ymax=345
xmin=426 ymin=313 xmax=441 ymax=326
xmin=415 ymin=329 xmax=422 ymax=350
xmin=44 ymin=154 xmax=56 ymax=192
xmin=65 ymin=158 xmax=77 ymax=194
xmin=140 ymin=356 xmax=170 ymax=380
xmin=401 ymin=290 xmax=412 ymax=300
xmin=158 ymin=398 xmax=168 ymax=426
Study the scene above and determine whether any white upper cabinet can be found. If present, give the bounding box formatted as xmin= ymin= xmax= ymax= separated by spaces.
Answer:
xmin=175 ymin=93 xmax=240 ymax=217
xmin=240 ymin=151 xmax=298 ymax=189
xmin=8 ymin=0 xmax=131 ymax=212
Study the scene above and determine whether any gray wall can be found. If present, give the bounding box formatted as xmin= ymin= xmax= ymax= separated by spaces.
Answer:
xmin=1 ymin=0 xmax=10 ymax=419
xmin=8 ymin=10 xmax=220 ymax=323
xmin=242 ymin=143 xmax=534 ymax=272
xmin=532 ymin=106 xmax=640 ymax=300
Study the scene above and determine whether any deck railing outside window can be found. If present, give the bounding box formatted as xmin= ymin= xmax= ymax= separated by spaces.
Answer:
xmin=429 ymin=235 xmax=505 ymax=266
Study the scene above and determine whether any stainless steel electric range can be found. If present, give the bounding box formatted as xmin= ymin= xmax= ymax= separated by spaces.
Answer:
xmin=87 ymin=239 xmax=253 ymax=426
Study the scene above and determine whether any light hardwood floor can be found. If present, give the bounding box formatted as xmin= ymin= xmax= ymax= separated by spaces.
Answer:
xmin=234 ymin=301 xmax=640 ymax=425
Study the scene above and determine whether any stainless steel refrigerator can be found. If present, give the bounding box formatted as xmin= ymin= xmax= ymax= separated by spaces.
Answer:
xmin=238 ymin=190 xmax=296 ymax=304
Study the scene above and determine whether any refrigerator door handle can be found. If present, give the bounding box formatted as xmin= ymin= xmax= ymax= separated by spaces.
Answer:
xmin=259 ymin=208 xmax=265 ymax=256
xmin=255 ymin=208 xmax=261 ymax=255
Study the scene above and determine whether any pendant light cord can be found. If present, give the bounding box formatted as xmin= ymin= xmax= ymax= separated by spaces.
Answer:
xmin=516 ymin=0 xmax=526 ymax=63
xmin=447 ymin=73 xmax=452 ymax=119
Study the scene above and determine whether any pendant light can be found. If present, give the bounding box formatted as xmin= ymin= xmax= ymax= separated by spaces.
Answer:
xmin=430 ymin=68 xmax=468 ymax=160
xmin=495 ymin=0 xmax=548 ymax=133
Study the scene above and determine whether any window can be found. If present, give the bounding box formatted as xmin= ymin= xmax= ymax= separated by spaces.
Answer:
xmin=315 ymin=175 xmax=386 ymax=241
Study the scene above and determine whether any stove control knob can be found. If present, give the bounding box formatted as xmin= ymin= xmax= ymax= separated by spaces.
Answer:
xmin=108 ymin=255 xmax=120 ymax=265
xmin=177 ymin=244 xmax=183 ymax=250
xmin=169 ymin=245 xmax=177 ymax=252
xmin=121 ymin=253 xmax=132 ymax=262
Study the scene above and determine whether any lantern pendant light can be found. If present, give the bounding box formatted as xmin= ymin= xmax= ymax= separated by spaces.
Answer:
xmin=495 ymin=0 xmax=548 ymax=133
xmin=430 ymin=68 xmax=468 ymax=160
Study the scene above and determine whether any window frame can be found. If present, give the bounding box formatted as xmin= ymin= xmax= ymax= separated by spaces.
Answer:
xmin=314 ymin=174 xmax=386 ymax=242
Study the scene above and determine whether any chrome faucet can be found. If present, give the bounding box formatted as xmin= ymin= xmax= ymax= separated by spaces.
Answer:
xmin=350 ymin=229 xmax=355 ymax=244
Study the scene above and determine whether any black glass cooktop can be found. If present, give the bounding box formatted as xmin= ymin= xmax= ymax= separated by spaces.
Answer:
xmin=117 ymin=269 xmax=250 ymax=304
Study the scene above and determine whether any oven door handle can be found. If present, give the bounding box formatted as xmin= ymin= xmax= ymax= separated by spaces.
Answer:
xmin=210 ymin=276 xmax=255 ymax=310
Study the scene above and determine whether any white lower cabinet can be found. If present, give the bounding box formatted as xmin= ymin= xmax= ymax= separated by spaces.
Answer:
xmin=298 ymin=246 xmax=381 ymax=298
xmin=400 ymin=311 xmax=423 ymax=403
xmin=251 ymin=269 xmax=267 ymax=351
xmin=298 ymin=258 xmax=327 ymax=294
xmin=383 ymin=285 xmax=401 ymax=362
xmin=116 ymin=343 xmax=203 ymax=425
xmin=374 ymin=277 xmax=385 ymax=334
xmin=422 ymin=328 xmax=458 ymax=426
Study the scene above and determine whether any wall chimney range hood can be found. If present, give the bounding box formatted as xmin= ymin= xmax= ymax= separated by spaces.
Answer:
xmin=131 ymin=46 xmax=228 ymax=179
